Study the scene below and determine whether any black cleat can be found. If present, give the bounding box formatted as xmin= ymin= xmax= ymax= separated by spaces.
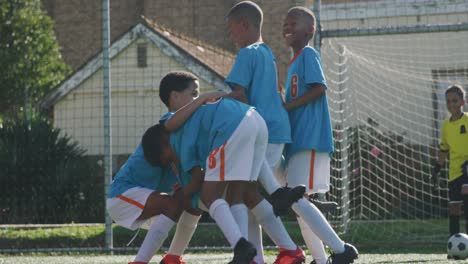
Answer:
xmin=309 ymin=198 xmax=338 ymax=214
xmin=270 ymin=185 xmax=306 ymax=216
xmin=327 ymin=243 xmax=358 ymax=264
xmin=229 ymin=237 xmax=256 ymax=264
xmin=270 ymin=187 xmax=293 ymax=216
xmin=290 ymin=185 xmax=306 ymax=202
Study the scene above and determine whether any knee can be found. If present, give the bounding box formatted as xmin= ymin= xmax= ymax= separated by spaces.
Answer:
xmin=462 ymin=186 xmax=468 ymax=196
xmin=450 ymin=203 xmax=463 ymax=216
xmin=165 ymin=198 xmax=183 ymax=221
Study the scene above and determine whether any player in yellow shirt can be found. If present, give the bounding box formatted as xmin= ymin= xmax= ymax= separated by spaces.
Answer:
xmin=433 ymin=84 xmax=468 ymax=241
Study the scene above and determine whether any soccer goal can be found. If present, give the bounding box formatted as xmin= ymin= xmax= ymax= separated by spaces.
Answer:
xmin=319 ymin=0 xmax=468 ymax=248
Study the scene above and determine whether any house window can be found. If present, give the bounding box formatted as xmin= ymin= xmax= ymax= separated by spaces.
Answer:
xmin=137 ymin=44 xmax=147 ymax=68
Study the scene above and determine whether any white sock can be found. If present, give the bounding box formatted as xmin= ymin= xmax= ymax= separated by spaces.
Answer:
xmin=230 ymin=203 xmax=249 ymax=238
xmin=248 ymin=211 xmax=265 ymax=264
xmin=258 ymin=160 xmax=282 ymax=194
xmin=134 ymin=214 xmax=175 ymax=262
xmin=251 ymin=199 xmax=296 ymax=250
xmin=292 ymin=198 xmax=345 ymax=253
xmin=298 ymin=216 xmax=327 ymax=264
xmin=209 ymin=199 xmax=243 ymax=248
xmin=167 ymin=211 xmax=201 ymax=256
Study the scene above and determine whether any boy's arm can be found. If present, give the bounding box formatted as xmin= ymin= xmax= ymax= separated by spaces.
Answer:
xmin=164 ymin=91 xmax=226 ymax=132
xmin=184 ymin=166 xmax=204 ymax=195
xmin=436 ymin=151 xmax=448 ymax=166
xmin=283 ymin=83 xmax=326 ymax=111
xmin=225 ymin=85 xmax=249 ymax=104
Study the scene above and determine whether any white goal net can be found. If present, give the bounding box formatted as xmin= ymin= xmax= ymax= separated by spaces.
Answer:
xmin=320 ymin=0 xmax=468 ymax=247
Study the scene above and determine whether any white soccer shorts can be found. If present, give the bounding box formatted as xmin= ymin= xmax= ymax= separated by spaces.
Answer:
xmin=106 ymin=187 xmax=154 ymax=230
xmin=286 ymin=150 xmax=331 ymax=194
xmin=204 ymin=109 xmax=268 ymax=182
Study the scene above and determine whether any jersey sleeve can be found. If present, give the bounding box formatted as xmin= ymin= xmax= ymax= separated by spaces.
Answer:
xmin=439 ymin=120 xmax=449 ymax=152
xmin=303 ymin=48 xmax=327 ymax=88
xmin=225 ymin=48 xmax=253 ymax=90
xmin=159 ymin=111 xmax=175 ymax=124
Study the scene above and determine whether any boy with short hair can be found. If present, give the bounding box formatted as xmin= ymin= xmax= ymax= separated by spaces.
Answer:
xmin=158 ymin=71 xmax=223 ymax=264
xmin=153 ymin=71 xmax=304 ymax=264
xmin=433 ymin=84 xmax=468 ymax=246
xmin=225 ymin=2 xmax=305 ymax=262
xmin=106 ymin=71 xmax=223 ymax=264
xmin=106 ymin=125 xmax=186 ymax=264
xmin=282 ymin=6 xmax=358 ymax=264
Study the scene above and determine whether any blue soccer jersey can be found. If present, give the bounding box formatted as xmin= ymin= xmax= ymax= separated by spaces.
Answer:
xmin=226 ymin=42 xmax=291 ymax=144
xmin=285 ymin=46 xmax=334 ymax=160
xmin=107 ymin=112 xmax=181 ymax=198
xmin=159 ymin=111 xmax=174 ymax=124
xmin=107 ymin=144 xmax=179 ymax=198
xmin=170 ymin=98 xmax=253 ymax=173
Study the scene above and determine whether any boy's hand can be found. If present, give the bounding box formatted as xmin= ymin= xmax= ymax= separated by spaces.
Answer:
xmin=173 ymin=188 xmax=185 ymax=208
xmin=174 ymin=188 xmax=193 ymax=210
xmin=431 ymin=162 xmax=441 ymax=190
xmin=199 ymin=91 xmax=227 ymax=103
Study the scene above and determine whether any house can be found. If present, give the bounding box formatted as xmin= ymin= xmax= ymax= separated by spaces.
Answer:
xmin=40 ymin=17 xmax=235 ymax=158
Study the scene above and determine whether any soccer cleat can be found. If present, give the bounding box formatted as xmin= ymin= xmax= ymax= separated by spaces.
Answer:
xmin=308 ymin=197 xmax=338 ymax=214
xmin=270 ymin=185 xmax=306 ymax=216
xmin=273 ymin=246 xmax=306 ymax=264
xmin=327 ymin=243 xmax=358 ymax=264
xmin=160 ymin=254 xmax=186 ymax=264
xmin=229 ymin=237 xmax=257 ymax=264
xmin=290 ymin=185 xmax=307 ymax=202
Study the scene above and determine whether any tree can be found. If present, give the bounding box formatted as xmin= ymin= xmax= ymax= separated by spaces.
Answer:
xmin=0 ymin=0 xmax=69 ymax=117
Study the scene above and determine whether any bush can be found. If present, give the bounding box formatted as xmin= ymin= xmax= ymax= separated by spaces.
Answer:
xmin=0 ymin=116 xmax=104 ymax=224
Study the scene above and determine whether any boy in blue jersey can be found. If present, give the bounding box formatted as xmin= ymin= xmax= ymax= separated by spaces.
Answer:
xmin=225 ymin=2 xmax=306 ymax=263
xmin=153 ymin=72 xmax=304 ymax=264
xmin=106 ymin=126 xmax=186 ymax=264
xmin=106 ymin=72 xmax=223 ymax=264
xmin=282 ymin=7 xmax=358 ymax=264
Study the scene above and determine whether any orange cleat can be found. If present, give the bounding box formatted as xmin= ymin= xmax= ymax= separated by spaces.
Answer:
xmin=160 ymin=254 xmax=186 ymax=264
xmin=273 ymin=246 xmax=306 ymax=264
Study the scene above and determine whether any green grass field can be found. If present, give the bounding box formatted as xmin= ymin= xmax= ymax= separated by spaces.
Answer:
xmin=0 ymin=253 xmax=456 ymax=264
xmin=0 ymin=219 xmax=456 ymax=263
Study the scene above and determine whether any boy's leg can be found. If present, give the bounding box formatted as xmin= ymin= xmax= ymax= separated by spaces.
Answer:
xmin=287 ymin=150 xmax=357 ymax=263
xmin=449 ymin=178 xmax=463 ymax=236
xmin=259 ymin=144 xmax=305 ymax=216
xmin=201 ymin=181 xmax=245 ymax=248
xmin=257 ymin=144 xmax=284 ymax=194
xmin=287 ymin=151 xmax=331 ymax=260
xmin=297 ymin=216 xmax=327 ymax=264
xmin=461 ymin=181 xmax=468 ymax=233
xmin=133 ymin=192 xmax=181 ymax=263
xmin=248 ymin=210 xmax=265 ymax=264
xmin=227 ymin=183 xmax=249 ymax=238
xmin=164 ymin=209 xmax=201 ymax=258
xmin=244 ymin=183 xmax=305 ymax=263
xmin=292 ymin=198 xmax=345 ymax=253
xmin=134 ymin=214 xmax=176 ymax=263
